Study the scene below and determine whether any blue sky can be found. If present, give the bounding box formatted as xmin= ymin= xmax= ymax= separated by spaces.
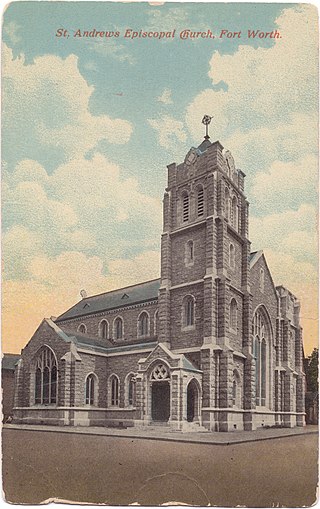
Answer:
xmin=2 ymin=2 xmax=318 ymax=353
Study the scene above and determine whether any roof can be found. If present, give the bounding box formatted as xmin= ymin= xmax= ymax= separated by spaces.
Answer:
xmin=181 ymin=355 xmax=202 ymax=373
xmin=62 ymin=329 xmax=114 ymax=351
xmin=249 ymin=250 xmax=263 ymax=267
xmin=2 ymin=353 xmax=20 ymax=371
xmin=56 ymin=278 xmax=161 ymax=322
xmin=48 ymin=321 xmax=157 ymax=355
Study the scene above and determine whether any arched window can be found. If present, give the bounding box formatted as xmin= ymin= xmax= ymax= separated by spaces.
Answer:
xmin=154 ymin=310 xmax=159 ymax=336
xmin=114 ymin=317 xmax=123 ymax=340
xmin=261 ymin=338 xmax=266 ymax=405
xmin=231 ymin=196 xmax=238 ymax=230
xmin=185 ymin=240 xmax=194 ymax=265
xmin=183 ymin=295 xmax=195 ymax=328
xmin=182 ymin=192 xmax=189 ymax=222
xmin=85 ymin=373 xmax=96 ymax=405
xmin=224 ymin=188 xmax=230 ymax=220
xmin=125 ymin=373 xmax=136 ymax=406
xmin=232 ymin=370 xmax=241 ymax=407
xmin=110 ymin=375 xmax=119 ymax=406
xmin=78 ymin=323 xmax=87 ymax=334
xmin=229 ymin=243 xmax=235 ymax=269
xmin=252 ymin=308 xmax=271 ymax=407
xmin=138 ymin=311 xmax=149 ymax=337
xmin=230 ymin=299 xmax=237 ymax=331
xmin=232 ymin=379 xmax=237 ymax=406
xmin=197 ymin=187 xmax=204 ymax=217
xmin=34 ymin=347 xmax=57 ymax=405
xmin=99 ymin=320 xmax=109 ymax=339
xmin=260 ymin=268 xmax=265 ymax=293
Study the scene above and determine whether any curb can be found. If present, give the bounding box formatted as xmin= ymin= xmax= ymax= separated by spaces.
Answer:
xmin=3 ymin=424 xmax=318 ymax=446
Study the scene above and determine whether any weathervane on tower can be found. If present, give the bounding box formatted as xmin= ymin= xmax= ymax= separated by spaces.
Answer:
xmin=202 ymin=115 xmax=213 ymax=140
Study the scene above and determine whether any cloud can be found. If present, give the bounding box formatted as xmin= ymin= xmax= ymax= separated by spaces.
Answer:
xmin=186 ymin=5 xmax=318 ymax=162
xmin=157 ymin=88 xmax=173 ymax=104
xmin=2 ymin=44 xmax=133 ymax=161
xmin=3 ymin=249 xmax=161 ymax=353
xmin=3 ymin=153 xmax=162 ymax=280
xmin=250 ymin=204 xmax=317 ymax=264
xmin=3 ymin=21 xmax=21 ymax=45
xmin=148 ymin=115 xmax=187 ymax=149
xmin=250 ymin=155 xmax=318 ymax=214
xmin=89 ymin=39 xmax=135 ymax=64
xmin=2 ymin=226 xmax=44 ymax=279
xmin=106 ymin=250 xmax=160 ymax=289
xmin=147 ymin=7 xmax=190 ymax=33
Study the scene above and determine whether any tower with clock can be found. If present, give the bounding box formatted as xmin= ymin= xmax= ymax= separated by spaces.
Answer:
xmin=12 ymin=116 xmax=305 ymax=432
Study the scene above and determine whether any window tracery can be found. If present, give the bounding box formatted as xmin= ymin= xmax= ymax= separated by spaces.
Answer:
xmin=35 ymin=348 xmax=57 ymax=405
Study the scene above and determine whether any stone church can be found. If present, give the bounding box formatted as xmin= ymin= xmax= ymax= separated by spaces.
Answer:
xmin=13 ymin=134 xmax=305 ymax=431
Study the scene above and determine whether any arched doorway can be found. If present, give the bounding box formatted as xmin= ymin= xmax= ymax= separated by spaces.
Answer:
xmin=187 ymin=379 xmax=199 ymax=422
xmin=150 ymin=363 xmax=171 ymax=422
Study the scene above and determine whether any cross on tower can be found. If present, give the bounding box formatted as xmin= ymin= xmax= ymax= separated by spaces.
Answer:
xmin=202 ymin=115 xmax=213 ymax=140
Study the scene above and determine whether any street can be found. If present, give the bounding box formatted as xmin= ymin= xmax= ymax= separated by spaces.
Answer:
xmin=2 ymin=428 xmax=318 ymax=506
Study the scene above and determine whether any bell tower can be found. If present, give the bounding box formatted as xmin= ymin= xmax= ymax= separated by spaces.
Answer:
xmin=158 ymin=117 xmax=252 ymax=430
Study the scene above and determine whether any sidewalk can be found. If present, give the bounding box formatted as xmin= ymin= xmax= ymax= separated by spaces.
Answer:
xmin=4 ymin=422 xmax=318 ymax=445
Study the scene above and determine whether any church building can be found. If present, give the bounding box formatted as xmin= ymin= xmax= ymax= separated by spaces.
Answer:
xmin=12 ymin=129 xmax=306 ymax=431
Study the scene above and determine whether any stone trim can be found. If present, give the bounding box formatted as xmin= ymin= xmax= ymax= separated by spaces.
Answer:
xmin=170 ymin=279 xmax=203 ymax=291
xmin=172 ymin=346 xmax=201 ymax=354
xmin=233 ymin=351 xmax=246 ymax=359
xmin=202 ymin=407 xmax=306 ymax=416
xmin=77 ymin=346 xmax=155 ymax=358
xmin=169 ymin=217 xmax=209 ymax=235
xmin=228 ymin=283 xmax=244 ymax=297
xmin=56 ymin=300 xmax=158 ymax=323
xmin=13 ymin=406 xmax=136 ymax=412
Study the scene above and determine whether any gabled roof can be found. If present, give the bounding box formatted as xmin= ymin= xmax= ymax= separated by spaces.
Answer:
xmin=141 ymin=342 xmax=202 ymax=374
xmin=56 ymin=278 xmax=161 ymax=322
xmin=249 ymin=250 xmax=263 ymax=267
xmin=2 ymin=353 xmax=20 ymax=371
xmin=43 ymin=319 xmax=156 ymax=355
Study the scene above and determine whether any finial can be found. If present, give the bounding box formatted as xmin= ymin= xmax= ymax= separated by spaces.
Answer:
xmin=202 ymin=115 xmax=213 ymax=140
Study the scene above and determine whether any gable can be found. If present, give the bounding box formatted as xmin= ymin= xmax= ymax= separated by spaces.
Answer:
xmin=250 ymin=253 xmax=278 ymax=327
xmin=20 ymin=319 xmax=74 ymax=368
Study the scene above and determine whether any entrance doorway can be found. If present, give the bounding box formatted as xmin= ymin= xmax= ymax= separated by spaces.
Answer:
xmin=187 ymin=380 xmax=199 ymax=422
xmin=151 ymin=382 xmax=170 ymax=422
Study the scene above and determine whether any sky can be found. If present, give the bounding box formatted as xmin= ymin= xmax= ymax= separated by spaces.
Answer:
xmin=2 ymin=2 xmax=318 ymax=355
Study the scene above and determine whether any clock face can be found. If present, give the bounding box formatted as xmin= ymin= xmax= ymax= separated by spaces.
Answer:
xmin=185 ymin=148 xmax=198 ymax=166
xmin=224 ymin=150 xmax=235 ymax=173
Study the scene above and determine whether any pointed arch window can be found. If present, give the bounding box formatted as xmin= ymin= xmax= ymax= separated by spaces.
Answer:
xmin=186 ymin=240 xmax=194 ymax=265
xmin=231 ymin=196 xmax=238 ymax=230
xmin=182 ymin=192 xmax=189 ymax=222
xmin=260 ymin=268 xmax=265 ymax=293
xmin=229 ymin=243 xmax=235 ymax=269
xmin=125 ymin=374 xmax=136 ymax=406
xmin=183 ymin=295 xmax=195 ymax=328
xmin=34 ymin=347 xmax=57 ymax=405
xmin=252 ymin=308 xmax=270 ymax=407
xmin=232 ymin=370 xmax=241 ymax=407
xmin=114 ymin=317 xmax=123 ymax=340
xmin=154 ymin=310 xmax=159 ymax=336
xmin=110 ymin=375 xmax=119 ymax=406
xmin=197 ymin=187 xmax=204 ymax=217
xmin=138 ymin=312 xmax=149 ymax=337
xmin=230 ymin=299 xmax=238 ymax=331
xmin=224 ymin=188 xmax=230 ymax=220
xmin=85 ymin=373 xmax=96 ymax=405
xmin=99 ymin=320 xmax=109 ymax=339
xmin=78 ymin=323 xmax=87 ymax=334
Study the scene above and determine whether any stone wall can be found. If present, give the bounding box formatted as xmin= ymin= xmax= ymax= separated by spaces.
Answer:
xmin=57 ymin=301 xmax=158 ymax=344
